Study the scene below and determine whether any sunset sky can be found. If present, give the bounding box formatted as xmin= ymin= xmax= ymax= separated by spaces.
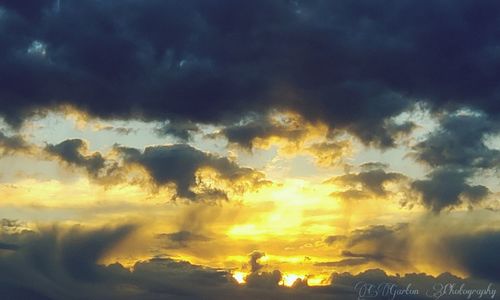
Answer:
xmin=0 ymin=1 xmax=500 ymax=299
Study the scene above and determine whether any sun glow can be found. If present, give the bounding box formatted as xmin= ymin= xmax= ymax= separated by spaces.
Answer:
xmin=281 ymin=273 xmax=305 ymax=286
xmin=226 ymin=179 xmax=341 ymax=239
xmin=232 ymin=271 xmax=247 ymax=284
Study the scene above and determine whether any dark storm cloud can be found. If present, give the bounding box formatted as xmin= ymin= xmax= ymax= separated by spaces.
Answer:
xmin=0 ymin=241 xmax=19 ymax=251
xmin=327 ymin=168 xmax=407 ymax=200
xmin=58 ymin=225 xmax=135 ymax=281
xmin=45 ymin=138 xmax=106 ymax=177
xmin=2 ymin=1 xmax=500 ymax=146
xmin=0 ymin=224 xmax=328 ymax=299
xmin=443 ymin=231 xmax=500 ymax=282
xmin=413 ymin=114 xmax=500 ymax=169
xmin=0 ymin=223 xmax=498 ymax=300
xmin=412 ymin=167 xmax=490 ymax=212
xmin=344 ymin=224 xmax=412 ymax=270
xmin=347 ymin=223 xmax=409 ymax=248
xmin=115 ymin=144 xmax=268 ymax=200
xmin=0 ymin=224 xmax=240 ymax=300
xmin=410 ymin=113 xmax=498 ymax=212
xmin=0 ymin=224 xmax=136 ymax=299
xmin=321 ymin=220 xmax=500 ymax=284
xmin=322 ymin=224 xmax=412 ymax=270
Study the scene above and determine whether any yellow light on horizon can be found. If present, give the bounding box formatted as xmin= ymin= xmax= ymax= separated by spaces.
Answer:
xmin=281 ymin=273 xmax=305 ymax=287
xmin=232 ymin=271 xmax=247 ymax=284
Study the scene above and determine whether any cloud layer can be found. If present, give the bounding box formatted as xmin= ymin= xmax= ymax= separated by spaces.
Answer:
xmin=1 ymin=0 xmax=500 ymax=146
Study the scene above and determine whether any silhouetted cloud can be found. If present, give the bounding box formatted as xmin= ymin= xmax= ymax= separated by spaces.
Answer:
xmin=327 ymin=168 xmax=407 ymax=200
xmin=45 ymin=139 xmax=106 ymax=177
xmin=412 ymin=168 xmax=490 ymax=212
xmin=413 ymin=114 xmax=499 ymax=169
xmin=115 ymin=144 xmax=269 ymax=200
xmin=248 ymin=251 xmax=266 ymax=273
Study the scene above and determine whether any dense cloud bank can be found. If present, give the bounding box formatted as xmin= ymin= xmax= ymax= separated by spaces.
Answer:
xmin=323 ymin=221 xmax=500 ymax=285
xmin=1 ymin=1 xmax=500 ymax=145
xmin=0 ymin=222 xmax=498 ymax=300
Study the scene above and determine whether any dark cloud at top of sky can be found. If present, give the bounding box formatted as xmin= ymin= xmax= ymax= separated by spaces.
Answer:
xmin=1 ymin=0 xmax=500 ymax=147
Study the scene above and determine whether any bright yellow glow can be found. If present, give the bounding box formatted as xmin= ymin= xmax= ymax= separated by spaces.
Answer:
xmin=232 ymin=271 xmax=247 ymax=284
xmin=307 ymin=275 xmax=330 ymax=286
xmin=227 ymin=224 xmax=266 ymax=238
xmin=226 ymin=179 xmax=341 ymax=240
xmin=281 ymin=273 xmax=305 ymax=287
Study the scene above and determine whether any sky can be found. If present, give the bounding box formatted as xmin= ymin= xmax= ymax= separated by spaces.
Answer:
xmin=0 ymin=1 xmax=500 ymax=299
